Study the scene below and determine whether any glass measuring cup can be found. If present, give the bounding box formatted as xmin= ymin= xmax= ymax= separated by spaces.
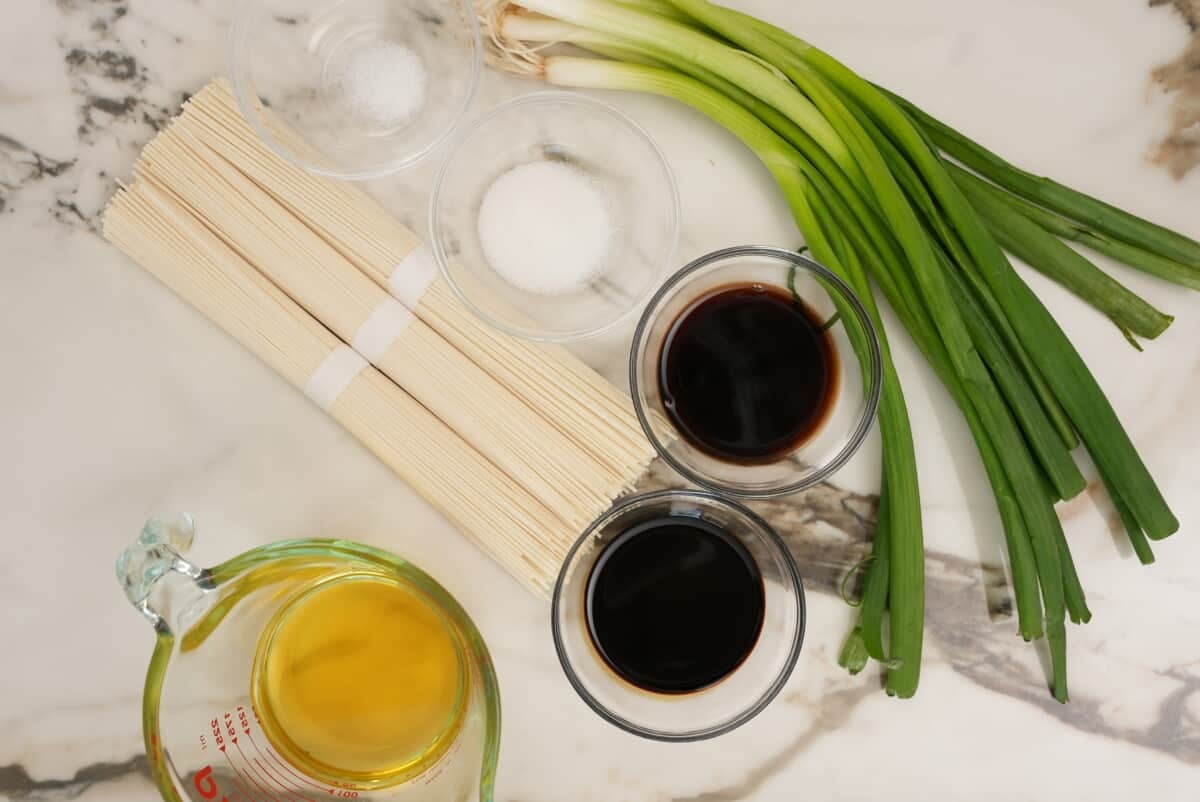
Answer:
xmin=117 ymin=515 xmax=500 ymax=802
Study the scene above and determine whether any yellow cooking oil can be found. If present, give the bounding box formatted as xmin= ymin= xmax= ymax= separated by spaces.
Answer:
xmin=251 ymin=571 xmax=467 ymax=787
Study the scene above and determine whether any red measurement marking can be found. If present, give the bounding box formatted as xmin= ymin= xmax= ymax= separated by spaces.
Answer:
xmin=244 ymin=752 xmax=284 ymax=802
xmin=218 ymin=745 xmax=263 ymax=802
xmin=255 ymin=757 xmax=315 ymax=802
xmin=250 ymin=757 xmax=293 ymax=795
xmin=247 ymin=730 xmax=327 ymax=793
xmin=225 ymin=712 xmax=240 ymax=745
xmin=229 ymin=774 xmax=263 ymax=802
xmin=252 ymin=754 xmax=308 ymax=798
xmin=232 ymin=741 xmax=282 ymax=802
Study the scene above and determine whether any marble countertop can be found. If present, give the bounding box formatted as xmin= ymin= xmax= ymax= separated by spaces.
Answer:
xmin=4 ymin=1 xmax=1200 ymax=800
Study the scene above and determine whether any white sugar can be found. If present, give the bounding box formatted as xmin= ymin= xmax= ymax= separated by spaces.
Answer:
xmin=477 ymin=161 xmax=614 ymax=296
xmin=339 ymin=41 xmax=427 ymax=126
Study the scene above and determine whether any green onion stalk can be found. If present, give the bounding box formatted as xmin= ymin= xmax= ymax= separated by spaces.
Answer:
xmin=691 ymin=0 xmax=1180 ymax=538
xmin=671 ymin=0 xmax=1177 ymax=542
xmin=483 ymin=0 xmax=1189 ymax=701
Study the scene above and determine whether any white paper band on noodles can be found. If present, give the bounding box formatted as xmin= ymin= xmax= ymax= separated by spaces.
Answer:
xmin=304 ymin=345 xmax=368 ymax=410
xmin=387 ymin=244 xmax=438 ymax=308
xmin=351 ymin=298 xmax=414 ymax=362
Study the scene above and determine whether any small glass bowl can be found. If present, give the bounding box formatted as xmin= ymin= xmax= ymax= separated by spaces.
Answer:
xmin=631 ymin=246 xmax=882 ymax=498
xmin=552 ymin=490 xmax=805 ymax=741
xmin=229 ymin=0 xmax=481 ymax=179
xmin=429 ymin=92 xmax=680 ymax=342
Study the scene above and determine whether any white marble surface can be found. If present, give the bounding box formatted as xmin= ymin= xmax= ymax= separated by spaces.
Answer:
xmin=3 ymin=1 xmax=1200 ymax=800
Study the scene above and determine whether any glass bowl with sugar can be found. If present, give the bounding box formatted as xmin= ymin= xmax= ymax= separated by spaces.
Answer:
xmin=429 ymin=92 xmax=680 ymax=342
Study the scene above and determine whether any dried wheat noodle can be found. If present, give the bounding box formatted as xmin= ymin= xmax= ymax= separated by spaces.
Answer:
xmin=104 ymin=181 xmax=567 ymax=594
xmin=135 ymin=123 xmax=620 ymax=534
xmin=182 ymin=80 xmax=661 ymax=475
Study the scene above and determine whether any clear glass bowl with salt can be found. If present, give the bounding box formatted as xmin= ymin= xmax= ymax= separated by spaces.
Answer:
xmin=229 ymin=0 xmax=481 ymax=179
xmin=429 ymin=92 xmax=680 ymax=342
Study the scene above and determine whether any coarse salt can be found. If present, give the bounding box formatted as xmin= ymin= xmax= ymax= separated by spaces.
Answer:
xmin=338 ymin=41 xmax=427 ymax=126
xmin=477 ymin=161 xmax=614 ymax=296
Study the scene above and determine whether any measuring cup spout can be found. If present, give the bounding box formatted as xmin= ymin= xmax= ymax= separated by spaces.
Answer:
xmin=116 ymin=514 xmax=210 ymax=633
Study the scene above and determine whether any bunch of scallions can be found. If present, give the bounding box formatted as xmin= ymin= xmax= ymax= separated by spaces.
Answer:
xmin=480 ymin=0 xmax=1200 ymax=701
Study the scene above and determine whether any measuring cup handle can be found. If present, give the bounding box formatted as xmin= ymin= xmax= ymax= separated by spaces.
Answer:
xmin=115 ymin=514 xmax=204 ymax=629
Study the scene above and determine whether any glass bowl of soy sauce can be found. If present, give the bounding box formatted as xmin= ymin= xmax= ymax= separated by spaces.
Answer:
xmin=630 ymin=245 xmax=882 ymax=498
xmin=552 ymin=490 xmax=804 ymax=741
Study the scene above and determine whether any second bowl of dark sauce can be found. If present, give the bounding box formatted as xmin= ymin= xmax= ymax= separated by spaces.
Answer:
xmin=585 ymin=514 xmax=765 ymax=694
xmin=552 ymin=490 xmax=805 ymax=741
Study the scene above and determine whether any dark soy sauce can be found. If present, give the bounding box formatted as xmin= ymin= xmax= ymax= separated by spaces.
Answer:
xmin=659 ymin=283 xmax=839 ymax=463
xmin=585 ymin=516 xmax=765 ymax=694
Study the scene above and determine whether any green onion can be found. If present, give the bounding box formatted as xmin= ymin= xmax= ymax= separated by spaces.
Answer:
xmin=784 ymin=163 xmax=924 ymax=696
xmin=949 ymin=166 xmax=1200 ymax=291
xmin=882 ymin=91 xmax=1200 ymax=270
xmin=956 ymin=171 xmax=1174 ymax=341
xmin=787 ymin=40 xmax=1177 ymax=540
xmin=941 ymin=251 xmax=1085 ymax=500
xmin=802 ymin=134 xmax=1054 ymax=648
xmin=838 ymin=625 xmax=870 ymax=675
xmin=856 ymin=470 xmax=890 ymax=661
xmin=827 ymin=90 xmax=1086 ymax=499
xmin=1101 ymin=475 xmax=1156 ymax=566
xmin=492 ymin=0 xmax=1187 ymax=700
